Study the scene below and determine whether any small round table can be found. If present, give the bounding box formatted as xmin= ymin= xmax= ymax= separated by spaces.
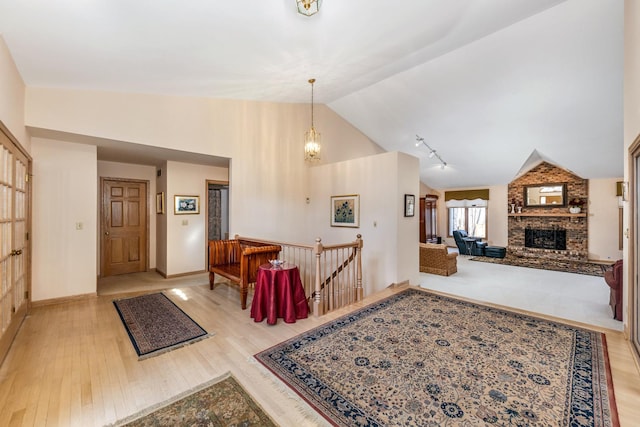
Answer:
xmin=250 ymin=263 xmax=309 ymax=325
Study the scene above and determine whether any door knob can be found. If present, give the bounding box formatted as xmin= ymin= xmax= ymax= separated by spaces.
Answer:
xmin=105 ymin=231 xmax=110 ymax=236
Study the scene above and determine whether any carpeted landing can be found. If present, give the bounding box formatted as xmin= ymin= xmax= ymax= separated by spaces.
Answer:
xmin=256 ymin=288 xmax=618 ymax=426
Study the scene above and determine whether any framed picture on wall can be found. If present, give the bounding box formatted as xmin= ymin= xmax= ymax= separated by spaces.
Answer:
xmin=156 ymin=192 xmax=165 ymax=214
xmin=404 ymin=194 xmax=415 ymax=217
xmin=174 ymin=195 xmax=200 ymax=214
xmin=330 ymin=194 xmax=360 ymax=227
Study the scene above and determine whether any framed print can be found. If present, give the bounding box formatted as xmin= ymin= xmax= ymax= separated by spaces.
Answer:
xmin=404 ymin=194 xmax=415 ymax=217
xmin=330 ymin=194 xmax=360 ymax=228
xmin=156 ymin=192 xmax=165 ymax=214
xmin=174 ymin=195 xmax=200 ymax=214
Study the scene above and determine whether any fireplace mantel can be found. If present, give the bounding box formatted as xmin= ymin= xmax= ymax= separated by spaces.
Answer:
xmin=508 ymin=213 xmax=586 ymax=218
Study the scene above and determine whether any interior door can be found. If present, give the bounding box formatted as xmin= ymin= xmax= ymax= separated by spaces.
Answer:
xmin=634 ymin=153 xmax=640 ymax=358
xmin=101 ymin=179 xmax=148 ymax=277
xmin=0 ymin=123 xmax=31 ymax=363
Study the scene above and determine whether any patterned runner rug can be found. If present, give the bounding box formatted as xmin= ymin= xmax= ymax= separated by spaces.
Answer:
xmin=255 ymin=288 xmax=619 ymax=426
xmin=109 ymin=372 xmax=276 ymax=426
xmin=114 ymin=292 xmax=209 ymax=359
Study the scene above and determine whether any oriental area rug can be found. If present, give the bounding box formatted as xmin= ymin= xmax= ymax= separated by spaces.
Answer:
xmin=113 ymin=292 xmax=209 ymax=359
xmin=109 ymin=372 xmax=276 ymax=426
xmin=255 ymin=288 xmax=619 ymax=427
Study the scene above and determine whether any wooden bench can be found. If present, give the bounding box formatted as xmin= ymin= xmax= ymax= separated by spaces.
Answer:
xmin=208 ymin=239 xmax=282 ymax=309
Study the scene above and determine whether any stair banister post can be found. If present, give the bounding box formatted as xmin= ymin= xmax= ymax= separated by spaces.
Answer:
xmin=313 ymin=237 xmax=323 ymax=316
xmin=355 ymin=234 xmax=363 ymax=301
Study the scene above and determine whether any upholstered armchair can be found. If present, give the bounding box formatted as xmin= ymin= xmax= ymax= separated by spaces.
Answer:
xmin=604 ymin=259 xmax=623 ymax=321
xmin=419 ymin=243 xmax=458 ymax=276
xmin=452 ymin=230 xmax=486 ymax=256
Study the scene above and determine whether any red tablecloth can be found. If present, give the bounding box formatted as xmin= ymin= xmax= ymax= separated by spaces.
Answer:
xmin=250 ymin=263 xmax=309 ymax=325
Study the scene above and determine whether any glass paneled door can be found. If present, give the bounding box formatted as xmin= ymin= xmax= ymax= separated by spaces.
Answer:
xmin=0 ymin=123 xmax=31 ymax=362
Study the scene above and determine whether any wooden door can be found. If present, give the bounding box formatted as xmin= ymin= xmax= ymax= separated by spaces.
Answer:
xmin=419 ymin=197 xmax=426 ymax=243
xmin=101 ymin=179 xmax=148 ymax=277
xmin=0 ymin=122 xmax=31 ymax=363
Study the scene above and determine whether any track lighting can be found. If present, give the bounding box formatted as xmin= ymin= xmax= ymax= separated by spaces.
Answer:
xmin=415 ymin=135 xmax=447 ymax=170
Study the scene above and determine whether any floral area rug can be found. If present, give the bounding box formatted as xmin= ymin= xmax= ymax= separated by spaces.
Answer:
xmin=255 ymin=288 xmax=619 ymax=426
xmin=109 ymin=372 xmax=277 ymax=426
xmin=113 ymin=292 xmax=209 ymax=359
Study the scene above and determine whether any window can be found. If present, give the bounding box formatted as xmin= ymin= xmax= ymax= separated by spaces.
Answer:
xmin=448 ymin=206 xmax=487 ymax=238
xmin=444 ymin=189 xmax=489 ymax=239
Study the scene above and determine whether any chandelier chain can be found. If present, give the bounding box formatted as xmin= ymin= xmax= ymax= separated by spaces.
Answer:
xmin=309 ymin=78 xmax=315 ymax=128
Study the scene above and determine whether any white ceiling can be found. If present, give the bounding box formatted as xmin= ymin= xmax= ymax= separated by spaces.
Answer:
xmin=0 ymin=0 xmax=623 ymax=189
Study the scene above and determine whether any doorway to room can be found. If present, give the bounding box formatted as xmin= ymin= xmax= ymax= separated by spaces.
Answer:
xmin=420 ymin=194 xmax=439 ymax=243
xmin=206 ymin=181 xmax=229 ymax=241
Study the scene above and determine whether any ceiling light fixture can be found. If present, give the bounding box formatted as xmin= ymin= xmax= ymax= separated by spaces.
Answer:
xmin=304 ymin=78 xmax=321 ymax=162
xmin=297 ymin=0 xmax=322 ymax=17
xmin=416 ymin=135 xmax=447 ymax=169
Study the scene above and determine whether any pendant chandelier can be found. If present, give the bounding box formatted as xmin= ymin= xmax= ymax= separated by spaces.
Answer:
xmin=297 ymin=0 xmax=322 ymax=17
xmin=304 ymin=78 xmax=321 ymax=162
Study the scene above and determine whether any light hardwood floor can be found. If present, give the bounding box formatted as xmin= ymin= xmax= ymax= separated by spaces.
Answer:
xmin=0 ymin=271 xmax=639 ymax=426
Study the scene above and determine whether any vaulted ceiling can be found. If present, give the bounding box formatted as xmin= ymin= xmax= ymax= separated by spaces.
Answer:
xmin=0 ymin=0 xmax=623 ymax=189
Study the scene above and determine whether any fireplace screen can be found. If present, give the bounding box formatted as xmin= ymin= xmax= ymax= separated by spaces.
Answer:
xmin=525 ymin=227 xmax=567 ymax=250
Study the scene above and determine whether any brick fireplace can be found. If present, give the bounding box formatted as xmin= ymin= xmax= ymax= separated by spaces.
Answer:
xmin=508 ymin=162 xmax=588 ymax=263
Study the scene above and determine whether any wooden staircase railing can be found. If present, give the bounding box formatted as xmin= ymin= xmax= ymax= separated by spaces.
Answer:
xmin=234 ymin=234 xmax=363 ymax=316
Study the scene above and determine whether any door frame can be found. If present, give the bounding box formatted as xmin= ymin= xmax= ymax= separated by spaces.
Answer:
xmin=99 ymin=177 xmax=150 ymax=277
xmin=629 ymin=133 xmax=640 ymax=364
xmin=204 ymin=179 xmax=229 ymax=266
xmin=0 ymin=120 xmax=32 ymax=364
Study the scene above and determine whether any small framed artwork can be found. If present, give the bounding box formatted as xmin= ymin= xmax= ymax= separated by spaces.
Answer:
xmin=330 ymin=194 xmax=360 ymax=228
xmin=174 ymin=195 xmax=200 ymax=215
xmin=156 ymin=192 xmax=165 ymax=214
xmin=404 ymin=194 xmax=415 ymax=217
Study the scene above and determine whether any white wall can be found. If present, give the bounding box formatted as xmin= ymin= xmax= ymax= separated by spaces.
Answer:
xmin=0 ymin=36 xmax=29 ymax=150
xmin=309 ymin=152 xmax=420 ymax=295
xmin=166 ymin=161 xmax=228 ymax=276
xmin=31 ymin=138 xmax=97 ymax=301
xmin=21 ymin=86 xmax=383 ymax=294
xmin=588 ymin=178 xmax=624 ymax=261
xmin=97 ymin=160 xmax=157 ymax=270
xmin=24 ymin=87 xmax=383 ymax=244
xmin=420 ymin=182 xmax=440 ymax=198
